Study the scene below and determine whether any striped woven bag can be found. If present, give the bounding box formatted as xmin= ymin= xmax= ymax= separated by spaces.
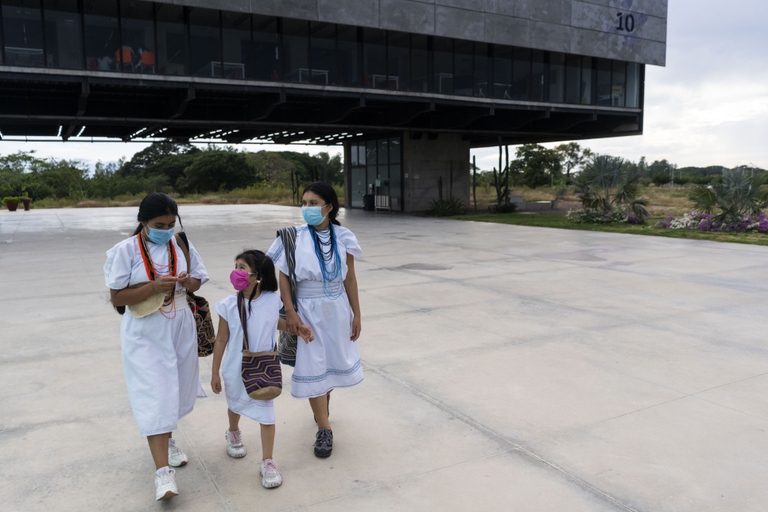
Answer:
xmin=238 ymin=292 xmax=282 ymax=400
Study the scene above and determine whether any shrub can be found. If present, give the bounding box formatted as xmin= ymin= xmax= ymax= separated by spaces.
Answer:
xmin=3 ymin=196 xmax=20 ymax=204
xmin=651 ymin=173 xmax=671 ymax=186
xmin=490 ymin=203 xmax=517 ymax=214
xmin=566 ymin=208 xmax=644 ymax=224
xmin=426 ymin=197 xmax=465 ymax=217
xmin=658 ymin=212 xmax=768 ymax=233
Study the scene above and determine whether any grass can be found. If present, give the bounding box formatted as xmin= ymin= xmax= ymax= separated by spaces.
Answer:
xmin=452 ymin=212 xmax=768 ymax=247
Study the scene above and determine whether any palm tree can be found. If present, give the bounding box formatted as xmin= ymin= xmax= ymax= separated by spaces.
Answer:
xmin=689 ymin=168 xmax=768 ymax=222
xmin=572 ymin=155 xmax=650 ymax=220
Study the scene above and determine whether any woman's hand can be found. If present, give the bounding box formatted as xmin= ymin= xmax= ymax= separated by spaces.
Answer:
xmin=285 ymin=310 xmax=304 ymax=336
xmin=152 ymin=275 xmax=178 ymax=294
xmin=211 ymin=373 xmax=222 ymax=394
xmin=297 ymin=324 xmax=314 ymax=344
xmin=177 ymin=271 xmax=192 ymax=289
xmin=351 ymin=316 xmax=361 ymax=342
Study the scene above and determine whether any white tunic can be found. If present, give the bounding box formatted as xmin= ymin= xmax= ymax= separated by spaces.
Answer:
xmin=104 ymin=234 xmax=209 ymax=437
xmin=214 ymin=292 xmax=281 ymax=425
xmin=267 ymin=224 xmax=364 ymax=399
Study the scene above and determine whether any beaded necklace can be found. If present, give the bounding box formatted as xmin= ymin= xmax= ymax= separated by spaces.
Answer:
xmin=137 ymin=233 xmax=179 ymax=318
xmin=309 ymin=223 xmax=343 ymax=299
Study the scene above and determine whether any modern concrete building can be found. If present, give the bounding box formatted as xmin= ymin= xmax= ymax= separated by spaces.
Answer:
xmin=0 ymin=0 xmax=667 ymax=211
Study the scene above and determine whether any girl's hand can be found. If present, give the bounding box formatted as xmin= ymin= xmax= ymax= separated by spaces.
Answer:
xmin=285 ymin=311 xmax=304 ymax=336
xmin=177 ymin=271 xmax=192 ymax=289
xmin=351 ymin=316 xmax=362 ymax=342
xmin=297 ymin=324 xmax=314 ymax=344
xmin=152 ymin=276 xmax=177 ymax=294
xmin=211 ymin=373 xmax=222 ymax=394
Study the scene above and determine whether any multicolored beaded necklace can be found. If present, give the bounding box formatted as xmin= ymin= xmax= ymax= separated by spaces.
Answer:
xmin=137 ymin=233 xmax=179 ymax=318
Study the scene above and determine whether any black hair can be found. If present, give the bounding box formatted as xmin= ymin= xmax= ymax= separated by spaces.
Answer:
xmin=132 ymin=192 xmax=182 ymax=236
xmin=235 ymin=249 xmax=278 ymax=316
xmin=303 ymin=181 xmax=340 ymax=226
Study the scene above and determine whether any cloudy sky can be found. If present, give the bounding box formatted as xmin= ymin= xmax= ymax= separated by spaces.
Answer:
xmin=1 ymin=0 xmax=765 ymax=171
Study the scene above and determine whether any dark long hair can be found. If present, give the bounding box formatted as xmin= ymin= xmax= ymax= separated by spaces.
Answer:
xmin=132 ymin=192 xmax=181 ymax=235
xmin=303 ymin=182 xmax=340 ymax=226
xmin=235 ymin=250 xmax=278 ymax=317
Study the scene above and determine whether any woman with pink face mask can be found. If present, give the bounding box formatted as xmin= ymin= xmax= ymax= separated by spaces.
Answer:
xmin=210 ymin=249 xmax=312 ymax=489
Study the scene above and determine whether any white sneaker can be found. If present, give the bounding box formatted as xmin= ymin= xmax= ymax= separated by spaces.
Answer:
xmin=225 ymin=430 xmax=247 ymax=458
xmin=260 ymin=459 xmax=283 ymax=488
xmin=155 ymin=467 xmax=178 ymax=501
xmin=168 ymin=438 xmax=188 ymax=467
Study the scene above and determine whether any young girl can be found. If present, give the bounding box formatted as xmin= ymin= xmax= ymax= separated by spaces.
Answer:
xmin=211 ymin=250 xmax=312 ymax=489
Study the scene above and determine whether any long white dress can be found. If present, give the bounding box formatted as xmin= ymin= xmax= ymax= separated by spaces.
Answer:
xmin=214 ymin=292 xmax=281 ymax=425
xmin=104 ymin=235 xmax=209 ymax=437
xmin=267 ymin=224 xmax=363 ymax=399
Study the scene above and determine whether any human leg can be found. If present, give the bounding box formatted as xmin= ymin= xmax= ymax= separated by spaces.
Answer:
xmin=259 ymin=423 xmax=282 ymax=488
xmin=260 ymin=423 xmax=275 ymax=460
xmin=148 ymin=433 xmax=172 ymax=469
xmin=225 ymin=409 xmax=247 ymax=458
xmin=309 ymin=393 xmax=331 ymax=430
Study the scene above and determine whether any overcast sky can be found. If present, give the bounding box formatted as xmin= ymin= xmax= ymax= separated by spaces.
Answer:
xmin=1 ymin=0 xmax=765 ymax=171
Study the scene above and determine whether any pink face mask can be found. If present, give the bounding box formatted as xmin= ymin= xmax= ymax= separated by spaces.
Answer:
xmin=230 ymin=270 xmax=253 ymax=291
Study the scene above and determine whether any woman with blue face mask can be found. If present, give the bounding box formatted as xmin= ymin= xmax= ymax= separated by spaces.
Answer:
xmin=267 ymin=181 xmax=363 ymax=459
xmin=104 ymin=192 xmax=209 ymax=502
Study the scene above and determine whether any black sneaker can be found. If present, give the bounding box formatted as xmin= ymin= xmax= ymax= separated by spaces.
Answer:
xmin=314 ymin=428 xmax=333 ymax=458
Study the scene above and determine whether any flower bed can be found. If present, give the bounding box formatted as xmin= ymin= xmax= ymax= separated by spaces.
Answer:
xmin=566 ymin=209 xmax=645 ymax=225
xmin=657 ymin=212 xmax=768 ymax=233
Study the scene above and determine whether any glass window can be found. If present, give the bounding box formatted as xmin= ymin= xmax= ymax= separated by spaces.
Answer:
xmin=336 ymin=24 xmax=358 ymax=87
xmin=366 ymin=140 xmax=377 ymax=166
xmin=512 ymin=47 xmax=530 ymax=100
xmin=612 ymin=60 xmax=626 ymax=107
xmin=433 ymin=36 xmax=452 ymax=94
xmin=549 ymin=52 xmax=565 ymax=103
xmin=389 ymin=163 xmax=401 ymax=211
xmin=474 ymin=42 xmax=489 ymax=98
xmin=350 ymin=166 xmax=366 ymax=208
xmin=626 ymin=62 xmax=640 ymax=108
xmin=190 ymin=7 xmax=221 ymax=77
xmin=596 ymin=58 xmax=611 ymax=106
xmin=156 ymin=4 xmax=187 ymax=75
xmin=378 ymin=138 xmax=389 ymax=165
xmin=565 ymin=54 xmax=580 ymax=104
xmin=282 ymin=19 xmax=308 ymax=83
xmin=387 ymin=31 xmax=409 ymax=91
xmin=454 ymin=39 xmax=473 ymax=96
xmin=581 ymin=56 xmax=593 ymax=104
xmin=310 ymin=22 xmax=335 ymax=86
xmin=493 ymin=45 xmax=512 ymax=99
xmin=3 ymin=0 xmax=45 ymax=67
xmin=357 ymin=142 xmax=366 ymax=165
xmin=362 ymin=27 xmax=385 ymax=88
xmin=389 ymin=136 xmax=400 ymax=164
xmin=531 ymin=50 xmax=545 ymax=102
xmin=253 ymin=15 xmax=277 ymax=81
xmin=410 ymin=34 xmax=428 ymax=92
xmin=83 ymin=0 xmax=120 ymax=72
xmin=43 ymin=0 xmax=82 ymax=69
xmin=350 ymin=143 xmax=359 ymax=165
xmin=222 ymin=11 xmax=251 ymax=79
xmin=120 ymin=0 xmax=155 ymax=74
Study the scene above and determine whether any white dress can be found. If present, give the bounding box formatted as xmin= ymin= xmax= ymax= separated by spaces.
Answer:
xmin=267 ymin=224 xmax=364 ymax=399
xmin=214 ymin=292 xmax=281 ymax=425
xmin=104 ymin=235 xmax=209 ymax=437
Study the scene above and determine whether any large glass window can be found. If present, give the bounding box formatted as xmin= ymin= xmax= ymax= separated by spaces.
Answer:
xmin=474 ymin=42 xmax=489 ymax=98
xmin=454 ymin=40 xmax=473 ymax=96
xmin=156 ymin=4 xmax=187 ymax=75
xmin=43 ymin=0 xmax=82 ymax=69
xmin=310 ymin=22 xmax=335 ymax=85
xmin=433 ymin=36 xmax=452 ymax=94
xmin=83 ymin=0 xmax=120 ymax=72
xmin=596 ymin=58 xmax=611 ymax=106
xmin=387 ymin=31 xmax=409 ymax=91
xmin=581 ymin=56 xmax=593 ymax=104
xmin=222 ymin=11 xmax=251 ymax=79
xmin=493 ymin=45 xmax=512 ymax=99
xmin=120 ymin=0 xmax=154 ymax=74
xmin=349 ymin=136 xmax=402 ymax=211
xmin=3 ymin=0 xmax=45 ymax=67
xmin=252 ymin=15 xmax=277 ymax=81
xmin=362 ymin=27 xmax=386 ymax=89
xmin=626 ymin=62 xmax=640 ymax=108
xmin=282 ymin=19 xmax=308 ymax=83
xmin=565 ymin=55 xmax=580 ymax=104
xmin=190 ymin=7 xmax=221 ymax=77
xmin=612 ymin=60 xmax=626 ymax=107
xmin=410 ymin=34 xmax=428 ymax=92
xmin=336 ymin=24 xmax=358 ymax=87
xmin=549 ymin=52 xmax=565 ymax=103
xmin=531 ymin=50 xmax=545 ymax=102
xmin=512 ymin=47 xmax=530 ymax=100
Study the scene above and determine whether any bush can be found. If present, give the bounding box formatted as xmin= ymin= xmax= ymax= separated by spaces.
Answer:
xmin=566 ymin=208 xmax=645 ymax=224
xmin=658 ymin=212 xmax=768 ymax=233
xmin=673 ymin=175 xmax=690 ymax=185
xmin=426 ymin=197 xmax=465 ymax=217
xmin=651 ymin=173 xmax=671 ymax=186
xmin=3 ymin=196 xmax=20 ymax=204
xmin=490 ymin=203 xmax=517 ymax=214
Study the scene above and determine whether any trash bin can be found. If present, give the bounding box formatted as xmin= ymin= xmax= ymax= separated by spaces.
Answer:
xmin=363 ymin=194 xmax=375 ymax=211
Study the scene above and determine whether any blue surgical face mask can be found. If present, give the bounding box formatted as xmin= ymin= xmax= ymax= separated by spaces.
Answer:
xmin=302 ymin=206 xmax=327 ymax=226
xmin=147 ymin=227 xmax=175 ymax=245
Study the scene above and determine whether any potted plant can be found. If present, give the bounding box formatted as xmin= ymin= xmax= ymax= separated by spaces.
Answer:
xmin=20 ymin=192 xmax=31 ymax=211
xmin=3 ymin=196 xmax=20 ymax=212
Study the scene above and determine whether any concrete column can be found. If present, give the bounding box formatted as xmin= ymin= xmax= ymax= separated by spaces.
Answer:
xmin=402 ymin=133 xmax=471 ymax=213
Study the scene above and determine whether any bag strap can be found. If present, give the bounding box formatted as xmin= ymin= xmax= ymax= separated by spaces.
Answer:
xmin=237 ymin=292 xmax=249 ymax=353
xmin=277 ymin=227 xmax=298 ymax=312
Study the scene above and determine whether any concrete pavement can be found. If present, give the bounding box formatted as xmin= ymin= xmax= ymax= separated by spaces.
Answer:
xmin=2 ymin=205 xmax=767 ymax=511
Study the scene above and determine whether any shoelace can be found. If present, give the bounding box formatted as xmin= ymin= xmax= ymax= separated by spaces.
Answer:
xmin=263 ymin=459 xmax=278 ymax=476
xmin=316 ymin=429 xmax=332 ymax=444
xmin=229 ymin=431 xmax=243 ymax=446
xmin=169 ymin=442 xmax=182 ymax=457
xmin=158 ymin=469 xmax=175 ymax=485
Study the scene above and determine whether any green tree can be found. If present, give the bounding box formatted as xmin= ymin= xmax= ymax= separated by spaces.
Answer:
xmin=554 ymin=142 xmax=592 ymax=180
xmin=248 ymin=151 xmax=297 ymax=185
xmin=118 ymin=141 xmax=199 ymax=179
xmin=513 ymin=144 xmax=562 ymax=188
xmin=573 ymin=155 xmax=650 ymax=220
xmin=689 ymin=168 xmax=768 ymax=222
xmin=177 ymin=150 xmax=256 ymax=193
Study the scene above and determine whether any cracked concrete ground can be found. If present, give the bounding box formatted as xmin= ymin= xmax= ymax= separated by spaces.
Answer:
xmin=2 ymin=205 xmax=767 ymax=511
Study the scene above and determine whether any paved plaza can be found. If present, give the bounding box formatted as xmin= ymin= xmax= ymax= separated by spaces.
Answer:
xmin=2 ymin=204 xmax=767 ymax=511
